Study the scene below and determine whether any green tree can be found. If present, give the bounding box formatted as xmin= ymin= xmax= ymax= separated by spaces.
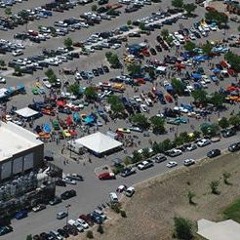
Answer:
xmin=162 ymin=138 xmax=172 ymax=152
xmin=205 ymin=11 xmax=228 ymax=26
xmin=68 ymin=83 xmax=80 ymax=97
xmin=105 ymin=52 xmax=121 ymax=68
xmin=152 ymin=141 xmax=161 ymax=154
xmin=174 ymin=217 xmax=193 ymax=240
xmin=86 ymin=230 xmax=94 ymax=239
xmin=97 ymin=224 xmax=104 ymax=234
xmin=0 ymin=60 xmax=6 ymax=70
xmin=171 ymin=0 xmax=184 ymax=9
xmin=91 ymin=4 xmax=98 ymax=11
xmin=127 ymin=20 xmax=132 ymax=26
xmin=229 ymin=115 xmax=240 ymax=127
xmin=131 ymin=150 xmax=142 ymax=163
xmin=139 ymin=22 xmax=145 ymax=30
xmin=171 ymin=78 xmax=186 ymax=96
xmin=142 ymin=148 xmax=150 ymax=159
xmin=179 ymin=131 xmax=191 ymax=143
xmin=161 ymin=28 xmax=169 ymax=40
xmin=224 ymin=51 xmax=240 ymax=72
xmin=210 ymin=92 xmax=225 ymax=109
xmin=107 ymin=95 xmax=125 ymax=115
xmin=201 ymin=123 xmax=219 ymax=137
xmin=218 ymin=117 xmax=229 ymax=129
xmin=84 ymin=86 xmax=98 ymax=101
xmin=130 ymin=113 xmax=150 ymax=129
xmin=45 ymin=68 xmax=57 ymax=83
xmin=183 ymin=3 xmax=197 ymax=16
xmin=223 ymin=172 xmax=231 ymax=185
xmin=210 ymin=180 xmax=220 ymax=194
xmin=202 ymin=42 xmax=213 ymax=55
xmin=173 ymin=135 xmax=185 ymax=146
xmin=64 ymin=37 xmax=73 ymax=49
xmin=13 ymin=66 xmax=23 ymax=76
xmin=184 ymin=41 xmax=196 ymax=52
xmin=26 ymin=235 xmax=32 ymax=240
xmin=150 ymin=116 xmax=165 ymax=134
xmin=120 ymin=210 xmax=127 ymax=218
xmin=191 ymin=89 xmax=208 ymax=105
xmin=187 ymin=191 xmax=196 ymax=205
xmin=127 ymin=63 xmax=141 ymax=76
xmin=4 ymin=7 xmax=12 ymax=18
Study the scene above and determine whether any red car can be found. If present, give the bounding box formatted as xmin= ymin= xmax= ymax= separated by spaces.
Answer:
xmin=98 ymin=172 xmax=115 ymax=180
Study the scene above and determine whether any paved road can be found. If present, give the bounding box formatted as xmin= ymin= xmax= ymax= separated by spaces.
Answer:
xmin=1 ymin=0 xmax=240 ymax=239
xmin=4 ymin=132 xmax=240 ymax=239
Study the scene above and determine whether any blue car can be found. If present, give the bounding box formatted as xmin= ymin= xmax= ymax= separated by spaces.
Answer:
xmin=15 ymin=209 xmax=28 ymax=220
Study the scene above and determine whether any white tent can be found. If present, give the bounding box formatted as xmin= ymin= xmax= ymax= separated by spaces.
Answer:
xmin=73 ymin=132 xmax=122 ymax=155
xmin=15 ymin=107 xmax=39 ymax=118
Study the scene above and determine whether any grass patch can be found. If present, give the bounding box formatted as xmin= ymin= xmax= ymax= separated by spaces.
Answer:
xmin=223 ymin=198 xmax=240 ymax=222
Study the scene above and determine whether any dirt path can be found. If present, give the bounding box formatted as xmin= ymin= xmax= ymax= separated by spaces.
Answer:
xmin=70 ymin=152 xmax=240 ymax=240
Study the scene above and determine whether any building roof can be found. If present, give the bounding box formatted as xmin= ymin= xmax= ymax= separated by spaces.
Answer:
xmin=72 ymin=132 xmax=122 ymax=154
xmin=15 ymin=107 xmax=39 ymax=118
xmin=197 ymin=219 xmax=240 ymax=240
xmin=0 ymin=121 xmax=43 ymax=161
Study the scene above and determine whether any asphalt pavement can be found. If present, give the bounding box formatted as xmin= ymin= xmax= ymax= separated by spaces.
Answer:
xmin=1 ymin=0 xmax=240 ymax=239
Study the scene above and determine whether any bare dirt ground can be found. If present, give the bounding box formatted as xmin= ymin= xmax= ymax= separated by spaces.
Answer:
xmin=70 ymin=151 xmax=240 ymax=240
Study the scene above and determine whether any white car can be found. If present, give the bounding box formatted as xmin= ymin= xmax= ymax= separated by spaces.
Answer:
xmin=166 ymin=161 xmax=178 ymax=168
xmin=140 ymin=104 xmax=148 ymax=112
xmin=183 ymin=159 xmax=195 ymax=166
xmin=117 ymin=185 xmax=127 ymax=193
xmin=68 ymin=219 xmax=84 ymax=232
xmin=42 ymin=78 xmax=52 ymax=89
xmin=12 ymin=49 xmax=23 ymax=56
xmin=197 ymin=138 xmax=211 ymax=147
xmin=0 ymin=76 xmax=6 ymax=84
xmin=77 ymin=218 xmax=89 ymax=229
xmin=125 ymin=187 xmax=135 ymax=197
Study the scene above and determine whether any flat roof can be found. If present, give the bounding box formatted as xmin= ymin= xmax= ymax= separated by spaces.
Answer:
xmin=197 ymin=219 xmax=240 ymax=240
xmin=0 ymin=121 xmax=43 ymax=161
xmin=15 ymin=107 xmax=39 ymax=118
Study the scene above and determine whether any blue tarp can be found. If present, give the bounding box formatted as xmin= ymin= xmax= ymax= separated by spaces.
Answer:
xmin=211 ymin=68 xmax=221 ymax=73
xmin=191 ymin=73 xmax=202 ymax=80
xmin=43 ymin=123 xmax=51 ymax=133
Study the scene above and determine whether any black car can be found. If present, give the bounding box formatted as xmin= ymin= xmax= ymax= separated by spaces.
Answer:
xmin=92 ymin=69 xmax=99 ymax=76
xmin=228 ymin=142 xmax=240 ymax=152
xmin=61 ymin=189 xmax=77 ymax=200
xmin=55 ymin=179 xmax=66 ymax=187
xmin=155 ymin=45 xmax=162 ymax=52
xmin=44 ymin=155 xmax=54 ymax=161
xmin=58 ymin=107 xmax=72 ymax=115
xmin=97 ymin=67 xmax=104 ymax=75
xmin=102 ymin=65 xmax=109 ymax=73
xmin=49 ymin=196 xmax=62 ymax=205
xmin=0 ymin=226 xmax=13 ymax=236
xmin=57 ymin=228 xmax=69 ymax=238
xmin=120 ymin=167 xmax=136 ymax=177
xmin=80 ymin=71 xmax=88 ymax=80
xmin=149 ymin=48 xmax=157 ymax=55
xmin=207 ymin=149 xmax=221 ymax=158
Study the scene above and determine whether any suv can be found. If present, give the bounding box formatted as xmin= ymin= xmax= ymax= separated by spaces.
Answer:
xmin=61 ymin=189 xmax=76 ymax=200
xmin=137 ymin=160 xmax=154 ymax=170
xmin=120 ymin=167 xmax=136 ymax=177
xmin=57 ymin=211 xmax=68 ymax=220
xmin=109 ymin=192 xmax=119 ymax=203
xmin=183 ymin=159 xmax=195 ymax=166
xmin=207 ymin=149 xmax=221 ymax=158
xmin=155 ymin=154 xmax=167 ymax=163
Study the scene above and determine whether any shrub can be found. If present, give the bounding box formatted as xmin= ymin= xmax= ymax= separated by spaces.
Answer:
xmin=120 ymin=210 xmax=127 ymax=218
xmin=210 ymin=180 xmax=220 ymax=194
xmin=86 ymin=230 xmax=94 ymax=239
xmin=174 ymin=217 xmax=193 ymax=240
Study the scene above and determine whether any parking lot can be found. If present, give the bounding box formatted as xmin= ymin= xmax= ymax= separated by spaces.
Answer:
xmin=1 ymin=0 xmax=240 ymax=239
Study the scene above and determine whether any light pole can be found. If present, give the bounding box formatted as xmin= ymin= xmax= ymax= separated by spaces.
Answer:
xmin=65 ymin=204 xmax=71 ymax=225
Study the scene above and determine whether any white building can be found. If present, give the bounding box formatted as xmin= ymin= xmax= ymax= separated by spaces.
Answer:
xmin=0 ymin=121 xmax=44 ymax=182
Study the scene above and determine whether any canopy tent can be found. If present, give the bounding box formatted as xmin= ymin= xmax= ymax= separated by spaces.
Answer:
xmin=72 ymin=132 xmax=123 ymax=156
xmin=15 ymin=107 xmax=39 ymax=119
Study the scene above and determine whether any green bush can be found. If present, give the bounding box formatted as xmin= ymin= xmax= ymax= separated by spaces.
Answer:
xmin=120 ymin=210 xmax=127 ymax=218
xmin=86 ymin=230 xmax=94 ymax=239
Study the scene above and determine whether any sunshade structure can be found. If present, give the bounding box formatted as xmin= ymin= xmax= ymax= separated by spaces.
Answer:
xmin=71 ymin=132 xmax=123 ymax=157
xmin=15 ymin=107 xmax=40 ymax=119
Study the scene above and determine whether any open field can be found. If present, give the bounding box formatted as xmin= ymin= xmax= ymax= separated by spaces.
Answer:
xmin=70 ymin=151 xmax=240 ymax=240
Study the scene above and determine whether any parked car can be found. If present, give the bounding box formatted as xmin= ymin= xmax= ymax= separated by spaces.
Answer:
xmin=15 ymin=209 xmax=28 ymax=220
xmin=0 ymin=226 xmax=13 ymax=236
xmin=98 ymin=172 xmax=115 ymax=180
xmin=221 ymin=128 xmax=236 ymax=138
xmin=207 ymin=149 xmax=221 ymax=158
xmin=57 ymin=211 xmax=68 ymax=220
xmin=183 ymin=159 xmax=195 ymax=166
xmin=60 ymin=189 xmax=76 ymax=200
xmin=125 ymin=187 xmax=135 ymax=197
xmin=109 ymin=192 xmax=119 ymax=203
xmin=137 ymin=160 xmax=154 ymax=170
xmin=32 ymin=204 xmax=46 ymax=212
xmin=120 ymin=167 xmax=136 ymax=177
xmin=166 ymin=161 xmax=178 ymax=168
xmin=197 ymin=138 xmax=211 ymax=147
xmin=228 ymin=142 xmax=240 ymax=152
xmin=49 ymin=196 xmax=62 ymax=205
xmin=165 ymin=149 xmax=182 ymax=157
xmin=155 ymin=154 xmax=167 ymax=163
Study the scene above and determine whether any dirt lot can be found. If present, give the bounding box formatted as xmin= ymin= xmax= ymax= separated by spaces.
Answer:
xmin=71 ymin=151 xmax=240 ymax=240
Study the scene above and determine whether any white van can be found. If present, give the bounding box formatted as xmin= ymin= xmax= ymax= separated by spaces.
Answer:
xmin=109 ymin=192 xmax=118 ymax=203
